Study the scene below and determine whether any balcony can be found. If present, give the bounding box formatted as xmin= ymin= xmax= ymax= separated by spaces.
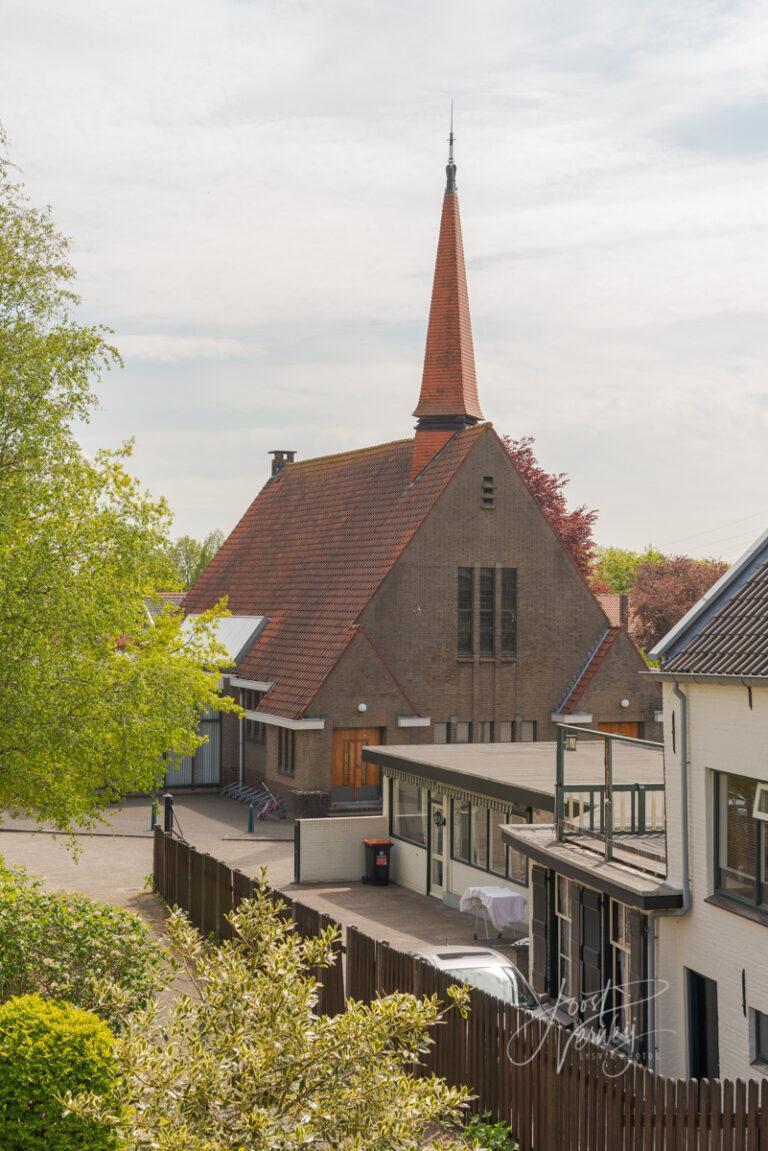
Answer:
xmin=555 ymin=724 xmax=667 ymax=878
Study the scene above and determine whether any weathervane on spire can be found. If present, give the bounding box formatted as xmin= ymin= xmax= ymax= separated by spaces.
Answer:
xmin=446 ymin=100 xmax=457 ymax=193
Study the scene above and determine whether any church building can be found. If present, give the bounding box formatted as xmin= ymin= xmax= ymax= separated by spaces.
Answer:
xmin=183 ymin=138 xmax=661 ymax=815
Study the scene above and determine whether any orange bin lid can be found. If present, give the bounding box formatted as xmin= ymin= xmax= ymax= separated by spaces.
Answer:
xmin=363 ymin=838 xmax=392 ymax=846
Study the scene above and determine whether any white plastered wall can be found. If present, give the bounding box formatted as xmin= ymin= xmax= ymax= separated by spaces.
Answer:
xmin=296 ymin=815 xmax=387 ymax=882
xmin=386 ymin=786 xmax=529 ymax=913
xmin=656 ymin=680 xmax=768 ymax=1080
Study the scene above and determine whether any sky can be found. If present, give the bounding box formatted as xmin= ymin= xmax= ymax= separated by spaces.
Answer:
xmin=2 ymin=0 xmax=767 ymax=561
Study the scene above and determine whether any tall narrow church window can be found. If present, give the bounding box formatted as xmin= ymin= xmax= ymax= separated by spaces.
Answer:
xmin=479 ymin=567 xmax=495 ymax=656
xmin=278 ymin=728 xmax=295 ymax=776
xmin=458 ymin=568 xmax=473 ymax=656
xmin=501 ymin=568 xmax=517 ymax=657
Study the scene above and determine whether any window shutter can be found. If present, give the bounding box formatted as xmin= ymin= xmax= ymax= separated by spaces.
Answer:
xmin=628 ymin=910 xmax=649 ymax=1064
xmin=531 ymin=865 xmax=552 ymax=995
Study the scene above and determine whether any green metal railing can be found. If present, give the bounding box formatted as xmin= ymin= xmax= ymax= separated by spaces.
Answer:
xmin=555 ymin=724 xmax=665 ymax=864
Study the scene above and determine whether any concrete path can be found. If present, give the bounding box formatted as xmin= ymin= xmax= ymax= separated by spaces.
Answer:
xmin=0 ymin=795 xmax=528 ymax=972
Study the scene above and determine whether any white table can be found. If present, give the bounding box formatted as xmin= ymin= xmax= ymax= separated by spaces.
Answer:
xmin=459 ymin=885 xmax=528 ymax=939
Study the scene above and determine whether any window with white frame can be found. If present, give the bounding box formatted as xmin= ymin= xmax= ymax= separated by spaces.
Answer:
xmin=610 ymin=900 xmax=632 ymax=1037
xmin=716 ymin=772 xmax=768 ymax=909
xmin=390 ymin=780 xmax=427 ymax=845
xmin=433 ymin=722 xmax=450 ymax=744
xmin=476 ymin=721 xmax=494 ymax=743
xmin=556 ymin=876 xmax=572 ymax=998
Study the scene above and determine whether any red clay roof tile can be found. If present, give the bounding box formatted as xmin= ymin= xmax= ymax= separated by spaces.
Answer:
xmin=413 ymin=190 xmax=483 ymax=422
xmin=184 ymin=427 xmax=485 ymax=718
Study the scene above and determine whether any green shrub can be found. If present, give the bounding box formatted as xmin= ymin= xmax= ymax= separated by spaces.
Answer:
xmin=465 ymin=1112 xmax=518 ymax=1150
xmin=0 ymin=994 xmax=118 ymax=1150
xmin=0 ymin=861 xmax=166 ymax=1030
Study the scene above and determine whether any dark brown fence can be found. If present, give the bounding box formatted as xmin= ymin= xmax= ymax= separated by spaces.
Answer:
xmin=153 ymin=830 xmax=768 ymax=1149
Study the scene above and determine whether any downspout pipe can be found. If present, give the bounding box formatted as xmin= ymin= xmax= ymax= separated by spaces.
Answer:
xmin=667 ymin=678 xmax=692 ymax=916
xmin=647 ymin=679 xmax=691 ymax=1072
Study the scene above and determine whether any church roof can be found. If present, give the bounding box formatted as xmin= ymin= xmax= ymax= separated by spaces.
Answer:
xmin=183 ymin=426 xmax=486 ymax=718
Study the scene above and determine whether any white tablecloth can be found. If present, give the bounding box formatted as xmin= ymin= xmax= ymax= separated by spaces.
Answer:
xmin=459 ymin=886 xmax=527 ymax=931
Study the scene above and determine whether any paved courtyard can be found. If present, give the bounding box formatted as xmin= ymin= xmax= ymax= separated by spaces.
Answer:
xmin=0 ymin=795 xmax=529 ymax=969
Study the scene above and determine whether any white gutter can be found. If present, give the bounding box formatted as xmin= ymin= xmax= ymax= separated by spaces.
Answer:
xmin=229 ymin=676 xmax=275 ymax=692
xmin=244 ymin=710 xmax=325 ymax=731
xmin=656 ymin=680 xmax=691 ymax=918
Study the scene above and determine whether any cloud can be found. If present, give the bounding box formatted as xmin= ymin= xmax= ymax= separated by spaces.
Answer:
xmin=2 ymin=0 xmax=767 ymax=560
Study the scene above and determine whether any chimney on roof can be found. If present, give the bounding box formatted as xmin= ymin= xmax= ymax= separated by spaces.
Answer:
xmin=269 ymin=450 xmax=296 ymax=477
xmin=411 ymin=112 xmax=483 ymax=481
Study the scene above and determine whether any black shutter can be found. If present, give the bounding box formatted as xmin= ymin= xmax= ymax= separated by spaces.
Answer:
xmin=628 ymin=910 xmax=649 ymax=1064
xmin=580 ymin=888 xmax=605 ymax=1017
xmin=531 ymin=865 xmax=553 ymax=995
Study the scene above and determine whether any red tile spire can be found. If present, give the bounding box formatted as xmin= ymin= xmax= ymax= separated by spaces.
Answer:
xmin=411 ymin=117 xmax=483 ymax=479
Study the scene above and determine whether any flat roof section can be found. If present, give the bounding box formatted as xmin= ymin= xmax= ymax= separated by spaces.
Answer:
xmin=364 ymin=740 xmax=664 ymax=811
xmin=501 ymin=824 xmax=682 ymax=910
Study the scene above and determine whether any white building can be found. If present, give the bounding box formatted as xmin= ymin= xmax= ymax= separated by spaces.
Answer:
xmin=650 ymin=530 xmax=768 ymax=1080
xmin=503 ymin=529 xmax=768 ymax=1080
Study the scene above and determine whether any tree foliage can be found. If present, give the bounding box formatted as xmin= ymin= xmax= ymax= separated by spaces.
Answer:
xmin=0 ymin=994 xmax=118 ymax=1151
xmin=502 ymin=435 xmax=598 ymax=577
xmin=0 ymin=130 xmax=237 ymax=830
xmin=630 ymin=555 xmax=727 ymax=652
xmin=70 ymin=887 xmax=471 ymax=1150
xmin=0 ymin=862 xmax=167 ymax=1031
xmin=169 ymin=530 xmax=225 ymax=589
xmin=591 ymin=545 xmax=665 ymax=595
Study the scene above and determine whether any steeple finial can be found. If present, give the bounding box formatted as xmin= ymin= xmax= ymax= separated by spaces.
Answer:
xmin=446 ymin=100 xmax=457 ymax=192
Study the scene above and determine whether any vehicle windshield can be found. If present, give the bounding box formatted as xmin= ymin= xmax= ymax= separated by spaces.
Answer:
xmin=446 ymin=964 xmax=538 ymax=1008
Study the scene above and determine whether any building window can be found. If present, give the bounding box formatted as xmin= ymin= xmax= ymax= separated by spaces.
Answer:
xmin=452 ymin=799 xmax=532 ymax=885
xmin=240 ymin=688 xmax=265 ymax=744
xmin=556 ymin=877 xmax=572 ymax=998
xmin=458 ymin=568 xmax=473 ymax=656
xmin=497 ymin=720 xmax=514 ymax=742
xmin=390 ymin=780 xmax=427 ymax=845
xmin=716 ymin=772 xmax=768 ymax=909
xmin=519 ymin=720 xmax=537 ymax=742
xmin=433 ymin=722 xmax=451 ymax=744
xmin=479 ymin=567 xmax=495 ymax=656
xmin=476 ymin=721 xmax=494 ymax=743
xmin=455 ymin=721 xmax=472 ymax=744
xmin=501 ymin=569 xmax=517 ymax=657
xmin=610 ymin=900 xmax=632 ymax=1037
xmin=482 ymin=475 xmax=495 ymax=510
xmin=452 ymin=799 xmax=475 ymax=865
xmin=753 ymin=1009 xmax=768 ymax=1066
xmin=277 ymin=728 xmax=295 ymax=776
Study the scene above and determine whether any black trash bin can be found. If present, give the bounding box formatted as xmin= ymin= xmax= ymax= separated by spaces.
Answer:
xmin=362 ymin=838 xmax=392 ymax=886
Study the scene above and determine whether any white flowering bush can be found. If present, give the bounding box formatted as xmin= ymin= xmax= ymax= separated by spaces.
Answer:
xmin=70 ymin=882 xmax=472 ymax=1150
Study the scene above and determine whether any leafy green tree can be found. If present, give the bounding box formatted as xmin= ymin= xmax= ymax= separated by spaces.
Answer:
xmin=70 ymin=888 xmax=471 ymax=1150
xmin=169 ymin=529 xmax=225 ymax=589
xmin=0 ymin=994 xmax=118 ymax=1150
xmin=0 ymin=130 xmax=237 ymax=830
xmin=0 ymin=862 xmax=167 ymax=1031
xmin=591 ymin=545 xmax=664 ymax=594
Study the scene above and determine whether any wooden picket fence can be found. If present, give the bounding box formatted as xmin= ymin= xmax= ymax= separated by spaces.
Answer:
xmin=153 ymin=829 xmax=768 ymax=1149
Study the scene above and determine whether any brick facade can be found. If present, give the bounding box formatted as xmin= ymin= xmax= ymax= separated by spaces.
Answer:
xmin=219 ymin=427 xmax=660 ymax=814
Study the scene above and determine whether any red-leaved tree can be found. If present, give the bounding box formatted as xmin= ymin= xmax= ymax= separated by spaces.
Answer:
xmin=502 ymin=435 xmax=598 ymax=577
xmin=630 ymin=556 xmax=727 ymax=652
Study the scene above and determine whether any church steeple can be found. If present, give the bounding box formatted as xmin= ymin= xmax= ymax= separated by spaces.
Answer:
xmin=411 ymin=116 xmax=483 ymax=479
